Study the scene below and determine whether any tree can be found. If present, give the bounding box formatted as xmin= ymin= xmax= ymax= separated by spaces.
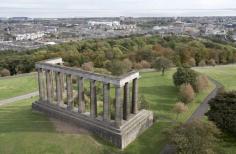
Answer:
xmin=166 ymin=120 xmax=220 ymax=154
xmin=195 ymin=75 xmax=209 ymax=92
xmin=154 ymin=57 xmax=172 ymax=76
xmin=173 ymin=102 xmax=188 ymax=121
xmin=206 ymin=91 xmax=236 ymax=136
xmin=179 ymin=84 xmax=195 ymax=104
xmin=108 ymin=59 xmax=132 ymax=75
xmin=173 ymin=67 xmax=198 ymax=89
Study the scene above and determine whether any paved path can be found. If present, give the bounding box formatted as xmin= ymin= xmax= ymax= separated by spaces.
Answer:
xmin=160 ymin=79 xmax=223 ymax=154
xmin=0 ymin=91 xmax=39 ymax=106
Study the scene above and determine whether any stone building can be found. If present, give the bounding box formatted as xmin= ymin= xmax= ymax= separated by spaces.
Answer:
xmin=32 ymin=58 xmax=153 ymax=149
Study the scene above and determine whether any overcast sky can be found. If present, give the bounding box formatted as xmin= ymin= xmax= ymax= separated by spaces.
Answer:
xmin=1 ymin=0 xmax=236 ymax=17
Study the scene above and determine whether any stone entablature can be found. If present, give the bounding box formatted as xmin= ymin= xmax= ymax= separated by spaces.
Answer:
xmin=33 ymin=57 xmax=153 ymax=149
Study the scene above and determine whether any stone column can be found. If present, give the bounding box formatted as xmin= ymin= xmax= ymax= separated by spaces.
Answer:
xmin=131 ymin=78 xmax=138 ymax=114
xmin=103 ymin=83 xmax=110 ymax=122
xmin=90 ymin=80 xmax=97 ymax=118
xmin=56 ymin=72 xmax=63 ymax=106
xmin=66 ymin=74 xmax=73 ymax=110
xmin=46 ymin=70 xmax=52 ymax=103
xmin=51 ymin=71 xmax=55 ymax=100
xmin=115 ymin=86 xmax=122 ymax=127
xmin=123 ymin=82 xmax=129 ymax=120
xmin=37 ymin=68 xmax=44 ymax=101
xmin=78 ymin=77 xmax=85 ymax=113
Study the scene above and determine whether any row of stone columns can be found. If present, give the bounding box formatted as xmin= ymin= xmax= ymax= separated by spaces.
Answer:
xmin=37 ymin=68 xmax=138 ymax=128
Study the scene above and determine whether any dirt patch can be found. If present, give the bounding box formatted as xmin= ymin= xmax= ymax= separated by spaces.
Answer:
xmin=50 ymin=118 xmax=89 ymax=134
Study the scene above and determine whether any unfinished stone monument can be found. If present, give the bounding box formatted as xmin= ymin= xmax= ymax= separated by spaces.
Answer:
xmin=32 ymin=58 xmax=153 ymax=149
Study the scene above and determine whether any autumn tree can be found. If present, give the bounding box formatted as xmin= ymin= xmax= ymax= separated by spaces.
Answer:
xmin=179 ymin=84 xmax=195 ymax=104
xmin=173 ymin=102 xmax=188 ymax=121
xmin=0 ymin=68 xmax=10 ymax=77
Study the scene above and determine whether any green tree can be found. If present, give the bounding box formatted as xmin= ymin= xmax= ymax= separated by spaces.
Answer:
xmin=154 ymin=57 xmax=172 ymax=76
xmin=173 ymin=67 xmax=198 ymax=89
xmin=166 ymin=120 xmax=220 ymax=154
xmin=207 ymin=91 xmax=236 ymax=136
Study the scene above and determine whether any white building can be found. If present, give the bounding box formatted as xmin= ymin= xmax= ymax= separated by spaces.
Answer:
xmin=15 ymin=32 xmax=45 ymax=41
xmin=88 ymin=21 xmax=120 ymax=27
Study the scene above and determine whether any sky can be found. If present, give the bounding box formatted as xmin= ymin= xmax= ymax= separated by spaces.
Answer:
xmin=0 ymin=0 xmax=236 ymax=17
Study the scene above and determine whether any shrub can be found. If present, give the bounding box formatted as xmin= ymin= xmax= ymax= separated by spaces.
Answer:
xmin=93 ymin=68 xmax=111 ymax=75
xmin=207 ymin=91 xmax=236 ymax=136
xmin=179 ymin=84 xmax=195 ymax=104
xmin=166 ymin=120 xmax=220 ymax=154
xmin=208 ymin=59 xmax=216 ymax=66
xmin=195 ymin=75 xmax=209 ymax=92
xmin=140 ymin=60 xmax=151 ymax=68
xmin=173 ymin=67 xmax=198 ymax=89
xmin=198 ymin=60 xmax=206 ymax=67
xmin=81 ymin=62 xmax=94 ymax=71
xmin=173 ymin=102 xmax=188 ymax=121
xmin=133 ymin=63 xmax=143 ymax=69
xmin=0 ymin=68 xmax=10 ymax=77
xmin=139 ymin=95 xmax=150 ymax=110
xmin=188 ymin=58 xmax=196 ymax=67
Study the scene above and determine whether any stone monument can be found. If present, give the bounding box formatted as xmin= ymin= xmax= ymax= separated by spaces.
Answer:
xmin=32 ymin=58 xmax=154 ymax=149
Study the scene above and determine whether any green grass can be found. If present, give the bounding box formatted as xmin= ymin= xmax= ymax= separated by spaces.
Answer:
xmin=0 ymin=74 xmax=38 ymax=100
xmin=194 ymin=65 xmax=236 ymax=90
xmin=0 ymin=69 xmax=215 ymax=154
xmin=0 ymin=98 xmax=110 ymax=154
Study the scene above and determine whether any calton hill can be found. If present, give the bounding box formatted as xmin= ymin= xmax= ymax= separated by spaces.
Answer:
xmin=0 ymin=35 xmax=236 ymax=154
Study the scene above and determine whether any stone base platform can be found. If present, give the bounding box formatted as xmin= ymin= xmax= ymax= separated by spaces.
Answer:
xmin=32 ymin=101 xmax=154 ymax=149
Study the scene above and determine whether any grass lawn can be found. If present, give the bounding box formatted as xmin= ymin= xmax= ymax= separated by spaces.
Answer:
xmin=0 ymin=98 xmax=111 ymax=154
xmin=0 ymin=74 xmax=38 ymax=100
xmin=0 ymin=69 xmax=214 ymax=154
xmin=194 ymin=65 xmax=236 ymax=90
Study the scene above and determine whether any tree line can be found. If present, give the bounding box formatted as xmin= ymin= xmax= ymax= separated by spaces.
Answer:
xmin=1 ymin=35 xmax=236 ymax=76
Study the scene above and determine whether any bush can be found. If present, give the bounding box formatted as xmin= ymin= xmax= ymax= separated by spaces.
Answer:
xmin=188 ymin=58 xmax=196 ymax=67
xmin=140 ymin=60 xmax=151 ymax=68
xmin=139 ymin=95 xmax=150 ymax=110
xmin=198 ymin=60 xmax=206 ymax=67
xmin=173 ymin=102 xmax=188 ymax=121
xmin=195 ymin=75 xmax=209 ymax=92
xmin=133 ymin=63 xmax=143 ymax=69
xmin=173 ymin=67 xmax=198 ymax=89
xmin=207 ymin=91 xmax=236 ymax=136
xmin=208 ymin=59 xmax=216 ymax=66
xmin=0 ymin=68 xmax=10 ymax=77
xmin=179 ymin=84 xmax=195 ymax=104
xmin=166 ymin=120 xmax=220 ymax=154
xmin=81 ymin=62 xmax=94 ymax=71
